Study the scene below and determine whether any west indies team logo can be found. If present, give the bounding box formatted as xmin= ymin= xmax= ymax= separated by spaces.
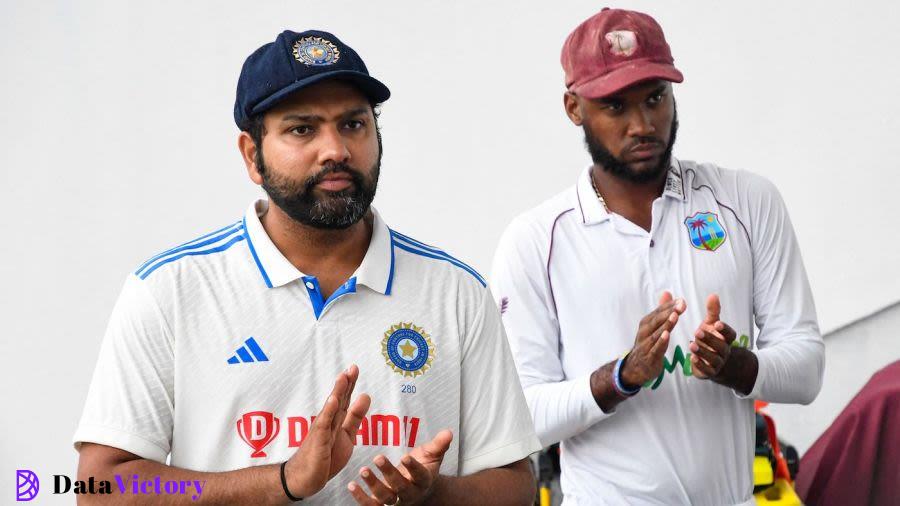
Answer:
xmin=292 ymin=36 xmax=340 ymax=66
xmin=382 ymin=322 xmax=435 ymax=378
xmin=236 ymin=411 xmax=280 ymax=458
xmin=684 ymin=212 xmax=727 ymax=251
xmin=605 ymin=30 xmax=638 ymax=57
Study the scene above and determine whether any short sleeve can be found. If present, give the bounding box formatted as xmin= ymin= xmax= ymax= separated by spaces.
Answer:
xmin=457 ymin=286 xmax=542 ymax=475
xmin=72 ymin=275 xmax=175 ymax=463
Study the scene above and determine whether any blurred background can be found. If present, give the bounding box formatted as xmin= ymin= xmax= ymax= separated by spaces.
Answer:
xmin=2 ymin=0 xmax=898 ymax=503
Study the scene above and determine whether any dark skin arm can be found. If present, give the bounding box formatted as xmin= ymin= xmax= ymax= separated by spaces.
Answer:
xmin=589 ymin=292 xmax=687 ymax=412
xmin=347 ymin=430 xmax=535 ymax=505
xmin=690 ymin=294 xmax=759 ymax=395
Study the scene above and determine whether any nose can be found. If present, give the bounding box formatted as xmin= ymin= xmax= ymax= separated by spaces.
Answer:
xmin=316 ymin=125 xmax=351 ymax=166
xmin=626 ymin=107 xmax=656 ymax=138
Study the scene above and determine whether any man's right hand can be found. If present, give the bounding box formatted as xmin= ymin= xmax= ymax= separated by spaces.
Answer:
xmin=283 ymin=364 xmax=371 ymax=499
xmin=620 ymin=292 xmax=686 ymax=388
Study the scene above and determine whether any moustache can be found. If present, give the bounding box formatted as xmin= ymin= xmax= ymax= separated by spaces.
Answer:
xmin=625 ymin=137 xmax=664 ymax=151
xmin=304 ymin=163 xmax=366 ymax=191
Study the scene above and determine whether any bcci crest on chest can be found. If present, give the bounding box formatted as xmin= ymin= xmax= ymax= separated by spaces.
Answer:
xmin=382 ymin=322 xmax=435 ymax=377
xmin=684 ymin=212 xmax=727 ymax=251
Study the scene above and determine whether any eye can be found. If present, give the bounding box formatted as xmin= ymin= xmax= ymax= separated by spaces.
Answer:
xmin=604 ymin=102 xmax=624 ymax=113
xmin=290 ymin=125 xmax=313 ymax=136
xmin=344 ymin=119 xmax=365 ymax=130
xmin=647 ymin=92 xmax=664 ymax=105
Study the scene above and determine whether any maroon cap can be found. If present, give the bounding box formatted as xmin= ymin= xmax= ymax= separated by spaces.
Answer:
xmin=561 ymin=8 xmax=683 ymax=99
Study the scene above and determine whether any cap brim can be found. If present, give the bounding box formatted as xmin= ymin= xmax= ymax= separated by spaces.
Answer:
xmin=251 ymin=70 xmax=391 ymax=116
xmin=572 ymin=62 xmax=683 ymax=99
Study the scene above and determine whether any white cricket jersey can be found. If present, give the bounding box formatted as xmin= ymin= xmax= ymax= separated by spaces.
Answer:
xmin=74 ymin=199 xmax=540 ymax=504
xmin=491 ymin=159 xmax=824 ymax=506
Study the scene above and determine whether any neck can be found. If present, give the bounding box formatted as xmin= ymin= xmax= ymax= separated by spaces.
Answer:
xmin=260 ymin=202 xmax=373 ymax=280
xmin=591 ymin=163 xmax=669 ymax=209
xmin=591 ymin=163 xmax=669 ymax=232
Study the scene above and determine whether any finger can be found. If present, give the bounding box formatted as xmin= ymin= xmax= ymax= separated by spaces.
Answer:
xmin=650 ymin=329 xmax=670 ymax=357
xmin=347 ymin=481 xmax=379 ymax=506
xmin=691 ymin=354 xmax=711 ymax=379
xmin=693 ymin=327 xmax=726 ymax=354
xmin=698 ymin=324 xmax=726 ymax=342
xmin=373 ymin=455 xmax=412 ymax=496
xmin=641 ymin=302 xmax=679 ymax=336
xmin=359 ymin=466 xmax=399 ymax=505
xmin=345 ymin=364 xmax=360 ymax=406
xmin=696 ymin=327 xmax=729 ymax=356
xmin=326 ymin=372 xmax=350 ymax=416
xmin=311 ymin=394 xmax=339 ymax=446
xmin=399 ymin=453 xmax=433 ymax=487
xmin=658 ymin=291 xmax=673 ymax=306
xmin=417 ymin=430 xmax=454 ymax=462
xmin=342 ymin=393 xmax=372 ymax=436
xmin=332 ymin=366 xmax=358 ymax=433
xmin=714 ymin=321 xmax=737 ymax=344
xmin=704 ymin=294 xmax=721 ymax=324
xmin=639 ymin=300 xmax=675 ymax=333
xmin=689 ymin=340 xmax=723 ymax=372
xmin=646 ymin=310 xmax=679 ymax=347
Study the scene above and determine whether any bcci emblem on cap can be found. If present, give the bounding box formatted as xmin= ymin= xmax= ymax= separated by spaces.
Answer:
xmin=684 ymin=211 xmax=727 ymax=251
xmin=382 ymin=323 xmax=435 ymax=378
xmin=292 ymin=36 xmax=340 ymax=66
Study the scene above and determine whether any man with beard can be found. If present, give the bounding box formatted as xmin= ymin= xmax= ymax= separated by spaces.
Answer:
xmin=74 ymin=30 xmax=540 ymax=505
xmin=490 ymin=9 xmax=824 ymax=505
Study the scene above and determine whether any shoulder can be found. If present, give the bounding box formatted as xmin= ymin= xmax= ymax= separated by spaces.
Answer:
xmin=131 ymin=219 xmax=247 ymax=289
xmin=500 ymin=185 xmax=579 ymax=255
xmin=679 ymin=159 xmax=782 ymax=206
xmin=389 ymin=228 xmax=487 ymax=290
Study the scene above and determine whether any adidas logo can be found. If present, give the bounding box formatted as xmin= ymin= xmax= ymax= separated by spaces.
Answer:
xmin=227 ymin=337 xmax=269 ymax=364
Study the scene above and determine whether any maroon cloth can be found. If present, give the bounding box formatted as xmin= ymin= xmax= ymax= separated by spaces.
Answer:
xmin=796 ymin=360 xmax=900 ymax=505
xmin=560 ymin=8 xmax=683 ymax=99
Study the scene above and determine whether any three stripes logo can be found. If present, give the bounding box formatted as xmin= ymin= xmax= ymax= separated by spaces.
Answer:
xmin=227 ymin=337 xmax=269 ymax=365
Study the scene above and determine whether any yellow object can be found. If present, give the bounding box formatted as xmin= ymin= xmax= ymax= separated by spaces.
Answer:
xmin=753 ymin=456 xmax=774 ymax=487
xmin=754 ymin=479 xmax=803 ymax=506
xmin=539 ymin=485 xmax=551 ymax=506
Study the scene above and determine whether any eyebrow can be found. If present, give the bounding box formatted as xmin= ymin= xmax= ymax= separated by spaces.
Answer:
xmin=597 ymin=84 xmax=669 ymax=105
xmin=647 ymin=85 xmax=668 ymax=97
xmin=280 ymin=107 xmax=370 ymax=123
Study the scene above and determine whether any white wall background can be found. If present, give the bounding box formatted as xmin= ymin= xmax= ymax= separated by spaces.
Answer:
xmin=2 ymin=0 xmax=899 ymax=502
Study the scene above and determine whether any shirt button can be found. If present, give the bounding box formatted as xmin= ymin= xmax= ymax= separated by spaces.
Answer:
xmin=305 ymin=281 xmax=316 ymax=290
xmin=650 ymin=239 xmax=656 ymax=247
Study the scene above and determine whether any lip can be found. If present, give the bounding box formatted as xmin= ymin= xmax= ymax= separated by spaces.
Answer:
xmin=628 ymin=142 xmax=663 ymax=160
xmin=316 ymin=177 xmax=353 ymax=191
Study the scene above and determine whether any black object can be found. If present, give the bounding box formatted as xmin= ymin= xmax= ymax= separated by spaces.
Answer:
xmin=280 ymin=461 xmax=304 ymax=502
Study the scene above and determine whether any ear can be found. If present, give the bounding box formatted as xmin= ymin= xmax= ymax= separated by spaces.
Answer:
xmin=563 ymin=92 xmax=583 ymax=126
xmin=238 ymin=131 xmax=264 ymax=185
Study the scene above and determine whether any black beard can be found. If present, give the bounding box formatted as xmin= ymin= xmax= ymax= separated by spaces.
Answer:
xmin=256 ymin=147 xmax=381 ymax=230
xmin=583 ymin=107 xmax=679 ymax=184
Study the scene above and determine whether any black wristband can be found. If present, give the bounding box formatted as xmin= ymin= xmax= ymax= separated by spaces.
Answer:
xmin=280 ymin=461 xmax=304 ymax=502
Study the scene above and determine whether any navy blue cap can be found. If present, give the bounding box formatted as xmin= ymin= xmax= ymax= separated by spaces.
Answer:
xmin=234 ymin=30 xmax=391 ymax=128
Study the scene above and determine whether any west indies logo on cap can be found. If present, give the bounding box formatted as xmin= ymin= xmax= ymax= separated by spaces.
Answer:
xmin=292 ymin=36 xmax=340 ymax=66
xmin=605 ymin=30 xmax=638 ymax=57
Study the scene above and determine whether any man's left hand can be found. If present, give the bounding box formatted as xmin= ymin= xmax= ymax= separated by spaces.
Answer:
xmin=347 ymin=429 xmax=453 ymax=505
xmin=691 ymin=294 xmax=737 ymax=379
